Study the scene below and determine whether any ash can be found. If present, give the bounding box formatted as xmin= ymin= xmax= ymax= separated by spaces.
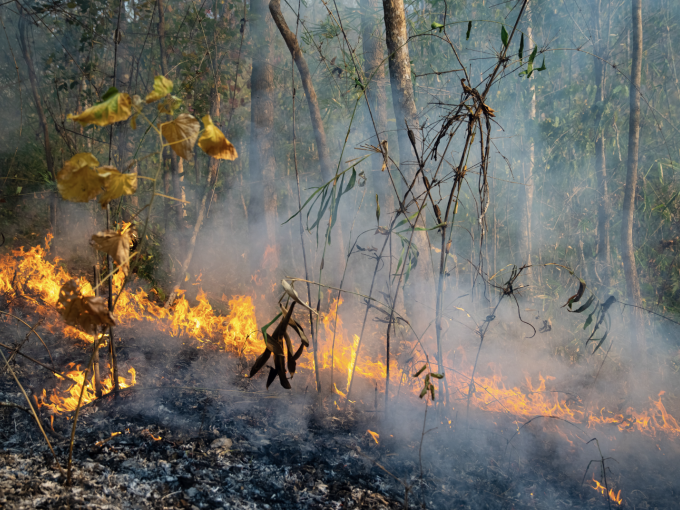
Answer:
xmin=0 ymin=327 xmax=677 ymax=509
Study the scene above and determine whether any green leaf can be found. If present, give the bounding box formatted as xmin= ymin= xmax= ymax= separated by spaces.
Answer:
xmin=261 ymin=312 xmax=283 ymax=346
xmin=518 ymin=33 xmax=524 ymax=60
xmin=501 ymin=26 xmax=509 ymax=48
xmin=419 ymin=386 xmax=428 ymax=398
xmin=466 ymin=21 xmax=472 ymax=40
xmin=413 ymin=365 xmax=427 ymax=377
xmin=528 ymin=45 xmax=538 ymax=65
xmin=345 ymin=168 xmax=357 ymax=192
xmin=429 ymin=383 xmax=435 ymax=400
xmin=394 ymin=211 xmax=418 ymax=229
xmin=431 ymin=22 xmax=444 ymax=32
xmin=583 ymin=311 xmax=595 ymax=330
xmin=536 ymin=57 xmax=547 ymax=72
xmin=375 ymin=194 xmax=380 ymax=224
xmin=430 ymin=373 xmax=444 ymax=379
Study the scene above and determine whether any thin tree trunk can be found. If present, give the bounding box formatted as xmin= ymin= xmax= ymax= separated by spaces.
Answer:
xmin=622 ymin=0 xmax=642 ymax=306
xmin=248 ymin=0 xmax=280 ymax=274
xmin=158 ymin=0 xmax=183 ymax=225
xmin=382 ymin=0 xmax=419 ymax=169
xmin=594 ymin=0 xmax=610 ymax=287
xmin=18 ymin=13 xmax=57 ymax=234
xmin=362 ymin=0 xmax=388 ymax=172
xmin=269 ymin=0 xmax=333 ymax=183
xmin=517 ymin=8 xmax=535 ymax=269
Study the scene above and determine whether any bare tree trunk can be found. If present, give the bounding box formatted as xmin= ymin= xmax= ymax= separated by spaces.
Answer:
xmin=517 ymin=11 xmax=535 ymax=269
xmin=593 ymin=0 xmax=610 ymax=287
xmin=622 ymin=0 xmax=642 ymax=306
xmin=158 ymin=0 xmax=183 ymax=226
xmin=269 ymin=0 xmax=333 ymax=183
xmin=382 ymin=0 xmax=419 ymax=169
xmin=18 ymin=13 xmax=57 ymax=233
xmin=361 ymin=0 xmax=388 ymax=172
xmin=247 ymin=0 xmax=280 ymax=274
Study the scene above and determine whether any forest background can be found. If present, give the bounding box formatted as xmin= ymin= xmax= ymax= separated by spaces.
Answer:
xmin=0 ymin=0 xmax=679 ymax=379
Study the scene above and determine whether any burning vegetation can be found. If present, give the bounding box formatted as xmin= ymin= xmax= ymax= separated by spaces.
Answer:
xmin=2 ymin=0 xmax=680 ymax=508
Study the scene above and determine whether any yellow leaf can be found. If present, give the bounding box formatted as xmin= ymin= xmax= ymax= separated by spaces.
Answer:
xmin=161 ymin=113 xmax=201 ymax=160
xmin=90 ymin=230 xmax=131 ymax=276
xmin=67 ymin=87 xmax=132 ymax=127
xmin=198 ymin=115 xmax=238 ymax=160
xmin=157 ymin=95 xmax=182 ymax=115
xmin=145 ymin=75 xmax=173 ymax=103
xmin=97 ymin=166 xmax=138 ymax=208
xmin=56 ymin=152 xmax=105 ymax=203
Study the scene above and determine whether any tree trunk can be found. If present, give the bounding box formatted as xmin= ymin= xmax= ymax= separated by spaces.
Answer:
xmin=248 ymin=0 xmax=280 ymax=275
xmin=18 ymin=13 xmax=57 ymax=233
xmin=269 ymin=0 xmax=333 ymax=183
xmin=621 ymin=0 xmax=642 ymax=306
xmin=361 ymin=0 xmax=388 ymax=172
xmin=158 ymin=0 xmax=184 ymax=227
xmin=517 ymin=9 xmax=535 ymax=268
xmin=593 ymin=0 xmax=610 ymax=287
xmin=382 ymin=0 xmax=419 ymax=170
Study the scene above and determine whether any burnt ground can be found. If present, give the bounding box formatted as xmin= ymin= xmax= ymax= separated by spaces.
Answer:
xmin=1 ymin=305 xmax=680 ymax=509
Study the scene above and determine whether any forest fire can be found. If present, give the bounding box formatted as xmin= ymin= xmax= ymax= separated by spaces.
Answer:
xmin=2 ymin=238 xmax=680 ymax=442
xmin=40 ymin=363 xmax=137 ymax=415
xmin=591 ymin=476 xmax=624 ymax=506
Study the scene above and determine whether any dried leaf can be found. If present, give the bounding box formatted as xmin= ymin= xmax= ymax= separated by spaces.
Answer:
xmin=97 ymin=167 xmax=138 ymax=207
xmin=274 ymin=355 xmax=291 ymax=389
xmin=266 ymin=366 xmax=278 ymax=389
xmin=280 ymin=303 xmax=309 ymax=347
xmin=57 ymin=280 xmax=115 ymax=333
xmin=161 ymin=114 xmax=201 ymax=160
xmin=281 ymin=280 xmax=316 ymax=315
xmin=145 ymin=75 xmax=173 ymax=103
xmin=91 ymin=230 xmax=131 ymax=276
xmin=564 ymin=279 xmax=586 ymax=309
xmin=56 ymin=153 xmax=104 ymax=203
xmin=67 ymin=87 xmax=132 ymax=127
xmin=284 ymin=331 xmax=296 ymax=375
xmin=198 ymin=115 xmax=238 ymax=160
xmin=249 ymin=348 xmax=272 ymax=378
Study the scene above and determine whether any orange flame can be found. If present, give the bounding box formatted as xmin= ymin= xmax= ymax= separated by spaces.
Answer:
xmin=367 ymin=429 xmax=380 ymax=443
xmin=591 ymin=475 xmax=623 ymax=505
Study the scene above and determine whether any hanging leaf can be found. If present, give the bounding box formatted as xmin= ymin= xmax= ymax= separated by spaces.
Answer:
xmin=501 ymin=26 xmax=509 ymax=48
xmin=67 ymin=87 xmax=132 ymax=127
xmin=56 ymin=152 xmax=104 ymax=203
xmin=157 ymin=95 xmax=182 ymax=115
xmin=345 ymin=168 xmax=357 ymax=192
xmin=564 ymin=279 xmax=586 ymax=309
xmin=281 ymin=280 xmax=316 ymax=315
xmin=90 ymin=230 xmax=131 ymax=276
xmin=198 ymin=115 xmax=238 ymax=160
xmin=466 ymin=21 xmax=472 ymax=40
xmin=161 ymin=113 xmax=201 ymax=160
xmin=57 ymin=280 xmax=115 ymax=333
xmin=249 ymin=348 xmax=272 ymax=378
xmin=590 ymin=331 xmax=609 ymax=354
xmin=536 ymin=57 xmax=547 ymax=72
xmin=518 ymin=33 xmax=524 ymax=60
xmin=583 ymin=310 xmax=595 ymax=330
xmin=97 ymin=167 xmax=138 ymax=208
xmin=145 ymin=75 xmax=173 ymax=103
xmin=431 ymin=22 xmax=444 ymax=33
xmin=570 ymin=295 xmax=595 ymax=314
xmin=266 ymin=366 xmax=278 ymax=389
xmin=375 ymin=194 xmax=380 ymax=224
xmin=413 ymin=365 xmax=427 ymax=377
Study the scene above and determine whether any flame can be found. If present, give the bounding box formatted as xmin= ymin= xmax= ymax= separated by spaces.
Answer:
xmin=591 ymin=475 xmax=623 ymax=505
xmin=367 ymin=429 xmax=380 ymax=443
xmin=3 ymin=238 xmax=680 ymax=441
xmin=41 ymin=363 xmax=136 ymax=415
